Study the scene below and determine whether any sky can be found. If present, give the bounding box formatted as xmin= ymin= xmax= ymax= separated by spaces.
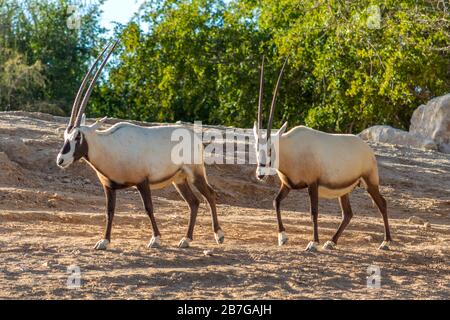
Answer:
xmin=99 ymin=0 xmax=233 ymax=33
xmin=100 ymin=0 xmax=146 ymax=32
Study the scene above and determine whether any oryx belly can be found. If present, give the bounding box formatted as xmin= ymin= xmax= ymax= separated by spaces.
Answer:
xmin=318 ymin=181 xmax=359 ymax=199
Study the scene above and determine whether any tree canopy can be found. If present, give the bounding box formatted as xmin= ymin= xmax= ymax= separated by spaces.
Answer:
xmin=1 ymin=0 xmax=449 ymax=133
xmin=0 ymin=0 xmax=105 ymax=114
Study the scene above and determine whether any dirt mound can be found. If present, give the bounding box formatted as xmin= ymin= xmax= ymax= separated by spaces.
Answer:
xmin=0 ymin=152 xmax=26 ymax=186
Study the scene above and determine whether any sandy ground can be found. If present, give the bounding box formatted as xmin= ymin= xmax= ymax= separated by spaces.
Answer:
xmin=0 ymin=111 xmax=449 ymax=300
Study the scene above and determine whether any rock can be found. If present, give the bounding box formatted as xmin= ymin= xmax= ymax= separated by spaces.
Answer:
xmin=360 ymin=93 xmax=450 ymax=153
xmin=203 ymin=249 xmax=214 ymax=256
xmin=423 ymin=222 xmax=431 ymax=229
xmin=407 ymin=216 xmax=426 ymax=225
xmin=0 ymin=137 xmax=33 ymax=167
xmin=70 ymin=250 xmax=81 ymax=256
xmin=359 ymin=125 xmax=437 ymax=151
xmin=410 ymin=93 xmax=450 ymax=154
xmin=47 ymin=199 xmax=57 ymax=208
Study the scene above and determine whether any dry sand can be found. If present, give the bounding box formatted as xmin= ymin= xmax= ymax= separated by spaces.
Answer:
xmin=0 ymin=112 xmax=449 ymax=299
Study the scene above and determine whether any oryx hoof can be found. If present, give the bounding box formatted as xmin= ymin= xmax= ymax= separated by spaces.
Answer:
xmin=147 ymin=236 xmax=161 ymax=249
xmin=215 ymin=230 xmax=225 ymax=244
xmin=378 ymin=240 xmax=391 ymax=251
xmin=278 ymin=232 xmax=288 ymax=246
xmin=94 ymin=239 xmax=110 ymax=251
xmin=305 ymin=241 xmax=319 ymax=252
xmin=178 ymin=237 xmax=191 ymax=248
xmin=323 ymin=241 xmax=336 ymax=250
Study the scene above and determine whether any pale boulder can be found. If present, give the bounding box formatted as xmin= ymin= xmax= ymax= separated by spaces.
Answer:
xmin=410 ymin=93 xmax=450 ymax=153
xmin=359 ymin=125 xmax=437 ymax=151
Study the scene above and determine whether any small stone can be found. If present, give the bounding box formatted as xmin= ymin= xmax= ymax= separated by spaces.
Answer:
xmin=203 ymin=249 xmax=214 ymax=256
xmin=423 ymin=222 xmax=431 ymax=229
xmin=407 ymin=216 xmax=425 ymax=225
xmin=47 ymin=199 xmax=57 ymax=208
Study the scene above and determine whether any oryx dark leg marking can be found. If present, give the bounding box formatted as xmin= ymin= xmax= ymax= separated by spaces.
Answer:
xmin=273 ymin=183 xmax=290 ymax=233
xmin=174 ymin=180 xmax=200 ymax=240
xmin=193 ymin=175 xmax=221 ymax=234
xmin=331 ymin=194 xmax=354 ymax=244
xmin=366 ymin=183 xmax=392 ymax=242
xmin=136 ymin=180 xmax=161 ymax=238
xmin=103 ymin=185 xmax=116 ymax=242
xmin=308 ymin=183 xmax=320 ymax=243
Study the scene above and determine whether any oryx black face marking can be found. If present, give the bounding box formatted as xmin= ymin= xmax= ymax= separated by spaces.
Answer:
xmin=73 ymin=132 xmax=89 ymax=161
xmin=61 ymin=141 xmax=71 ymax=155
xmin=58 ymin=131 xmax=89 ymax=165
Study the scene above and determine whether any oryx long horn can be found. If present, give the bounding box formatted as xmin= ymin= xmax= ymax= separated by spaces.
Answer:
xmin=258 ymin=55 xmax=265 ymax=131
xmin=74 ymin=39 xmax=120 ymax=127
xmin=266 ymin=56 xmax=289 ymax=140
xmin=67 ymin=42 xmax=113 ymax=132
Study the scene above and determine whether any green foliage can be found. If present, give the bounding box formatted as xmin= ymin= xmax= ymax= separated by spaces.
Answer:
xmin=265 ymin=0 xmax=450 ymax=132
xmin=91 ymin=0 xmax=270 ymax=126
xmin=1 ymin=0 xmax=449 ymax=132
xmin=92 ymin=0 xmax=449 ymax=132
xmin=0 ymin=0 xmax=105 ymax=112
xmin=0 ymin=48 xmax=46 ymax=110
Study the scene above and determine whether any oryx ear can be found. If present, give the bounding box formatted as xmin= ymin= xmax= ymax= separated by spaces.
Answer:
xmin=90 ymin=117 xmax=108 ymax=130
xmin=81 ymin=113 xmax=87 ymax=126
xmin=277 ymin=122 xmax=288 ymax=136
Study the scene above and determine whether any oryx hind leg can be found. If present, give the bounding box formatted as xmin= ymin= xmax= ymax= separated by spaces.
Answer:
xmin=306 ymin=183 xmax=320 ymax=252
xmin=192 ymin=173 xmax=224 ymax=244
xmin=174 ymin=180 xmax=200 ymax=248
xmin=137 ymin=180 xmax=161 ymax=249
xmin=363 ymin=175 xmax=392 ymax=250
xmin=324 ymin=194 xmax=353 ymax=250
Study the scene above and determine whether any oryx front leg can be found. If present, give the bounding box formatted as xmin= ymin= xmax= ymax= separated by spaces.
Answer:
xmin=306 ymin=183 xmax=320 ymax=252
xmin=94 ymin=186 xmax=116 ymax=250
xmin=175 ymin=180 xmax=200 ymax=248
xmin=137 ymin=181 xmax=161 ymax=249
xmin=274 ymin=184 xmax=290 ymax=246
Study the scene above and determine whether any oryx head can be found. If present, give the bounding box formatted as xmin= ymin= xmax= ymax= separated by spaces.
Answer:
xmin=253 ymin=56 xmax=289 ymax=180
xmin=57 ymin=40 xmax=118 ymax=169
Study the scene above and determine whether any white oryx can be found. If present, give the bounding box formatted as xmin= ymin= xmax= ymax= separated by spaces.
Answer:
xmin=253 ymin=57 xmax=392 ymax=252
xmin=57 ymin=40 xmax=224 ymax=250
